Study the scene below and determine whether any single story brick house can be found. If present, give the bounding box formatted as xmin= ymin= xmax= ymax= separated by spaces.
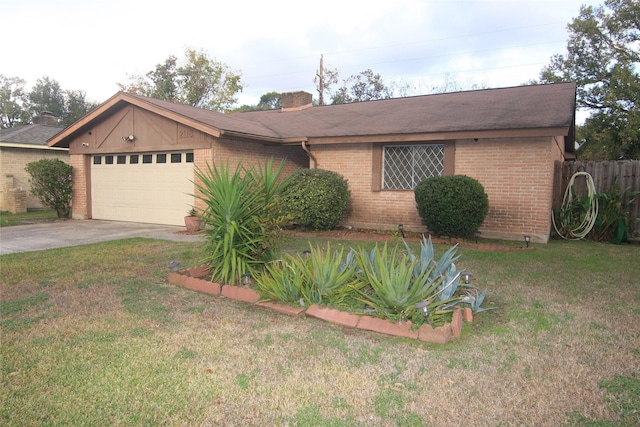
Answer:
xmin=49 ymin=82 xmax=576 ymax=243
xmin=1 ymin=113 xmax=67 ymax=212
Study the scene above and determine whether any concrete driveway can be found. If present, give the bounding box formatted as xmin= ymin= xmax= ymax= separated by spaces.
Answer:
xmin=0 ymin=219 xmax=204 ymax=255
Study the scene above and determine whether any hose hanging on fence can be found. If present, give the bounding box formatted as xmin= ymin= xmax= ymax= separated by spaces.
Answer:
xmin=552 ymin=171 xmax=598 ymax=240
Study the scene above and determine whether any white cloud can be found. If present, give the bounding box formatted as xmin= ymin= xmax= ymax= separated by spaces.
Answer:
xmin=1 ymin=0 xmax=603 ymax=106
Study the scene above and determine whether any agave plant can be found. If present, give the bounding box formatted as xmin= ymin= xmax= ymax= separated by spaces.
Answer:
xmin=402 ymin=235 xmax=460 ymax=283
xmin=459 ymin=286 xmax=493 ymax=313
xmin=254 ymin=257 xmax=304 ymax=305
xmin=296 ymin=244 xmax=358 ymax=306
xmin=353 ymin=243 xmax=446 ymax=321
xmin=194 ymin=159 xmax=290 ymax=285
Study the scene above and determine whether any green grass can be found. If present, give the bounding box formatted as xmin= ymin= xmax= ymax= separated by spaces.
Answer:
xmin=0 ymin=209 xmax=58 ymax=226
xmin=1 ymin=235 xmax=639 ymax=425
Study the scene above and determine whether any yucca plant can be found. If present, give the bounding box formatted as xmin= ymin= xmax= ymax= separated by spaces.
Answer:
xmin=194 ymin=159 xmax=290 ymax=285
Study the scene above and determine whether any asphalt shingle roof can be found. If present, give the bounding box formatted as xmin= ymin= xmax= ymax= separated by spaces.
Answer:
xmin=129 ymin=82 xmax=576 ymax=140
xmin=0 ymin=124 xmax=64 ymax=146
xmin=49 ymin=82 xmax=576 ymax=148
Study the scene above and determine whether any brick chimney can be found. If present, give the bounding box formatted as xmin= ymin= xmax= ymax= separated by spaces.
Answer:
xmin=281 ymin=91 xmax=313 ymax=111
xmin=32 ymin=111 xmax=59 ymax=126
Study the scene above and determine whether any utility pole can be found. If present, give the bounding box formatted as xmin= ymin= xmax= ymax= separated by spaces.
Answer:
xmin=316 ymin=54 xmax=324 ymax=105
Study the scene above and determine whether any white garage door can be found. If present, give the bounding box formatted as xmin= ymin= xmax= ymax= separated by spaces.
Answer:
xmin=91 ymin=152 xmax=194 ymax=226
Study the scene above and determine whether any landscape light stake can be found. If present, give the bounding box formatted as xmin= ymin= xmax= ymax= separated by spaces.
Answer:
xmin=524 ymin=235 xmax=531 ymax=248
xmin=241 ymin=273 xmax=252 ymax=286
xmin=415 ymin=300 xmax=431 ymax=325
xmin=461 ymin=271 xmax=473 ymax=285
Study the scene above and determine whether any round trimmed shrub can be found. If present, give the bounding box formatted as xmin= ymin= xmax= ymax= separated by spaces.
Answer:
xmin=414 ymin=175 xmax=489 ymax=238
xmin=281 ymin=168 xmax=350 ymax=230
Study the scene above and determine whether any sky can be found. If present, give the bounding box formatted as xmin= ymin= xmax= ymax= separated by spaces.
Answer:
xmin=2 ymin=0 xmax=602 ymax=108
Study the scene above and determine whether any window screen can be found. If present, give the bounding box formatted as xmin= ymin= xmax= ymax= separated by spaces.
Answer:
xmin=382 ymin=145 xmax=444 ymax=190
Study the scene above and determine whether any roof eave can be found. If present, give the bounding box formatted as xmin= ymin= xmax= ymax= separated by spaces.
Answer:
xmin=304 ymin=126 xmax=573 ymax=145
xmin=0 ymin=142 xmax=69 ymax=151
xmin=220 ymin=129 xmax=307 ymax=145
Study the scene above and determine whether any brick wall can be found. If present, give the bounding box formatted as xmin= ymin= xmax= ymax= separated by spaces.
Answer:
xmin=455 ymin=137 xmax=556 ymax=242
xmin=312 ymin=137 xmax=558 ymax=242
xmin=212 ymin=138 xmax=308 ymax=174
xmin=192 ymin=139 xmax=309 ymax=213
xmin=70 ymin=154 xmax=89 ymax=219
xmin=0 ymin=147 xmax=69 ymax=210
xmin=313 ymin=143 xmax=423 ymax=232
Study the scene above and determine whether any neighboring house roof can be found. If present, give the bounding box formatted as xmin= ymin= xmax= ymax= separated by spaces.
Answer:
xmin=1 ymin=124 xmax=66 ymax=150
xmin=49 ymin=82 xmax=576 ymax=151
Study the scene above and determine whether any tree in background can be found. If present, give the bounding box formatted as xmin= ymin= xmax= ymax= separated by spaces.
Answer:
xmin=540 ymin=0 xmax=639 ymax=159
xmin=0 ymin=75 xmax=31 ymax=128
xmin=28 ymin=76 xmax=66 ymax=119
xmin=119 ymin=48 xmax=243 ymax=113
xmin=0 ymin=74 xmax=98 ymax=129
xmin=256 ymin=92 xmax=282 ymax=110
xmin=25 ymin=159 xmax=73 ymax=218
xmin=331 ymin=69 xmax=394 ymax=104
xmin=63 ymin=89 xmax=98 ymax=127
xmin=234 ymin=92 xmax=282 ymax=112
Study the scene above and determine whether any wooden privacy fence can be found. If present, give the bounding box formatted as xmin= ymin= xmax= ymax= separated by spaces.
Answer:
xmin=553 ymin=160 xmax=640 ymax=236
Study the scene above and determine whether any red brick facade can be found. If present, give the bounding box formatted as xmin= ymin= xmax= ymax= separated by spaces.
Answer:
xmin=52 ymin=88 xmax=574 ymax=243
xmin=312 ymin=136 xmax=566 ymax=243
xmin=70 ymin=154 xmax=89 ymax=219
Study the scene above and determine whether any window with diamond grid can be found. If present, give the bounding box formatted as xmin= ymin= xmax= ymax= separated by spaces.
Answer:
xmin=382 ymin=145 xmax=444 ymax=190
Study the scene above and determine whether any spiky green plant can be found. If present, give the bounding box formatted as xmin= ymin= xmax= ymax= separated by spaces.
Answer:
xmin=254 ymin=257 xmax=304 ymax=305
xmin=296 ymin=244 xmax=358 ymax=306
xmin=353 ymin=244 xmax=437 ymax=321
xmin=354 ymin=239 xmax=467 ymax=324
xmin=194 ymin=159 xmax=290 ymax=285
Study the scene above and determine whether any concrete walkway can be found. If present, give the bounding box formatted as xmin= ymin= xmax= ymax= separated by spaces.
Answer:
xmin=0 ymin=219 xmax=205 ymax=255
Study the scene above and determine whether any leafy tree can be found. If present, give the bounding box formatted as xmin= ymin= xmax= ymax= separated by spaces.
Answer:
xmin=63 ymin=90 xmax=99 ymax=127
xmin=119 ymin=48 xmax=243 ymax=112
xmin=25 ymin=159 xmax=73 ymax=218
xmin=1 ymin=75 xmax=98 ymax=128
xmin=234 ymin=92 xmax=282 ymax=112
xmin=540 ymin=0 xmax=640 ymax=159
xmin=28 ymin=76 xmax=66 ymax=119
xmin=257 ymin=92 xmax=282 ymax=110
xmin=0 ymin=75 xmax=31 ymax=128
xmin=331 ymin=69 xmax=393 ymax=104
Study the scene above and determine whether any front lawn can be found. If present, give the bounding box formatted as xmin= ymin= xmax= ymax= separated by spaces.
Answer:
xmin=0 ymin=209 xmax=58 ymax=226
xmin=1 ymin=236 xmax=638 ymax=426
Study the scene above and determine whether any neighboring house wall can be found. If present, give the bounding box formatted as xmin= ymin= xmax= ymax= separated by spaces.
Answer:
xmin=312 ymin=136 xmax=562 ymax=242
xmin=0 ymin=146 xmax=69 ymax=211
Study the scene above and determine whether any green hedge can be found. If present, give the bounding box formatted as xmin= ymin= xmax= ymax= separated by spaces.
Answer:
xmin=414 ymin=175 xmax=488 ymax=238
xmin=281 ymin=168 xmax=350 ymax=231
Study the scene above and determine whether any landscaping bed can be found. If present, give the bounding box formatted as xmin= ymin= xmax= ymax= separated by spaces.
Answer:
xmin=169 ymin=264 xmax=471 ymax=344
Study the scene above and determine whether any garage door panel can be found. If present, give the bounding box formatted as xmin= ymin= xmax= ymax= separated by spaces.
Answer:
xmin=91 ymin=152 xmax=194 ymax=226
